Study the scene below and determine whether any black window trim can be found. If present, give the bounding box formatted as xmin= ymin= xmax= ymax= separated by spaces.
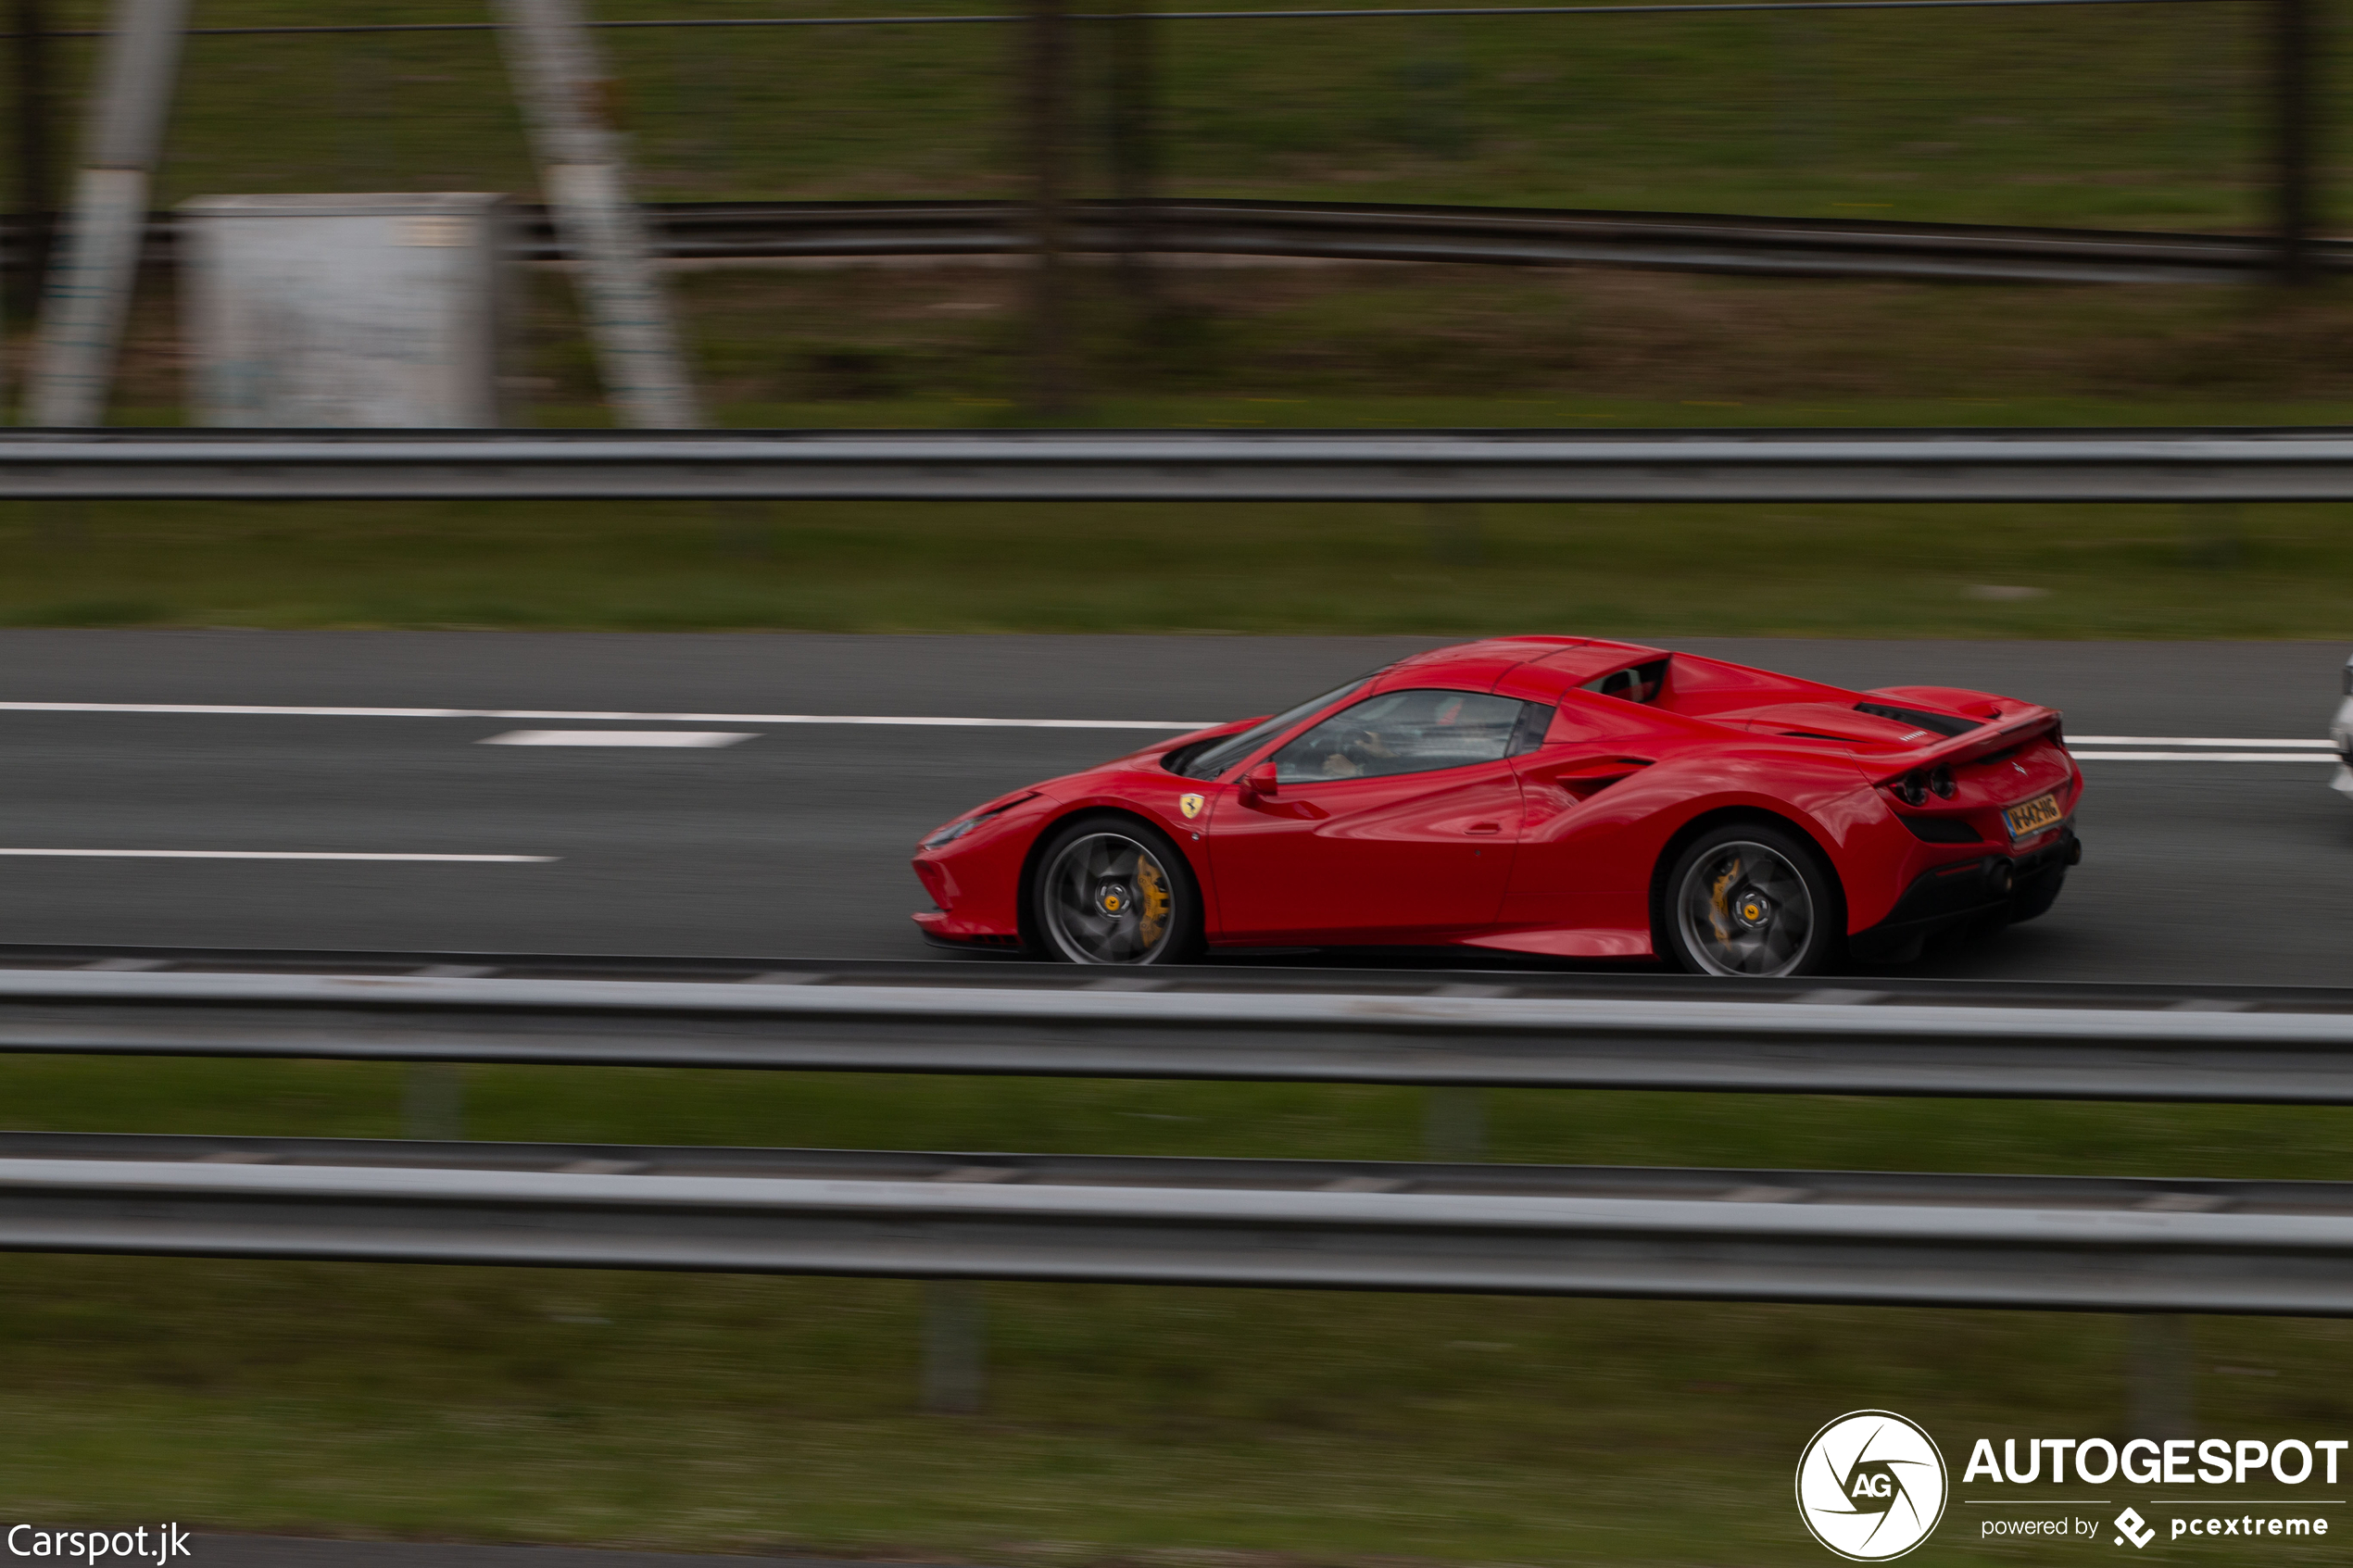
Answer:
xmin=1164 ymin=672 xmax=1382 ymax=781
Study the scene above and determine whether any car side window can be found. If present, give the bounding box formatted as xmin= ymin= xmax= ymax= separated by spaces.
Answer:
xmin=1273 ymin=688 xmax=1535 ymax=784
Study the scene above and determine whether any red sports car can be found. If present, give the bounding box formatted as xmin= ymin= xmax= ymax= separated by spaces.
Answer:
xmin=911 ymin=637 xmax=2082 ymax=976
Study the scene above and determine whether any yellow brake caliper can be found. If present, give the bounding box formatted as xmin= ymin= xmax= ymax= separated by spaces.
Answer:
xmin=1137 ymin=857 xmax=1170 ymax=947
xmin=1707 ymin=857 xmax=1742 ymax=942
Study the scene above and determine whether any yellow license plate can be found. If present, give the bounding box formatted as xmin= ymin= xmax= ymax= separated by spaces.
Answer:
xmin=2004 ymin=792 xmax=2062 ymax=839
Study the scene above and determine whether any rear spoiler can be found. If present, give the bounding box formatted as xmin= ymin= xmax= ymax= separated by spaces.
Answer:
xmin=1865 ymin=708 xmax=2061 ymax=786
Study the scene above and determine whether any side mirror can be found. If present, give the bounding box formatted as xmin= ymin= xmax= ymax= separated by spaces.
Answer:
xmin=1241 ymin=762 xmax=1278 ymax=797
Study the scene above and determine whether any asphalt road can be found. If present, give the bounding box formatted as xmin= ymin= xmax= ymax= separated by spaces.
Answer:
xmin=0 ymin=630 xmax=2342 ymax=986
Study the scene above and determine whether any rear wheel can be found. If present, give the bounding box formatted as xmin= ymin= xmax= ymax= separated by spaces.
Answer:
xmin=1660 ymin=823 xmax=1843 ymax=978
xmin=1027 ymin=817 xmax=1202 ymax=965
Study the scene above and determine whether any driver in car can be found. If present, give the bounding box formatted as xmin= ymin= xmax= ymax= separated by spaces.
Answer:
xmin=1318 ymin=725 xmax=1393 ymax=777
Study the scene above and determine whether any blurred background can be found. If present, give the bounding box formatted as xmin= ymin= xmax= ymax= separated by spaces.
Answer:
xmin=0 ymin=3 xmax=2347 ymax=1566
xmin=0 ymin=0 xmax=2349 ymax=633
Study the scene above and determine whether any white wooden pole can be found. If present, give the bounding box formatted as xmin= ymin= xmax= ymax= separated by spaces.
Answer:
xmin=23 ymin=0 xmax=184 ymax=428
xmin=494 ymin=0 xmax=701 ymax=429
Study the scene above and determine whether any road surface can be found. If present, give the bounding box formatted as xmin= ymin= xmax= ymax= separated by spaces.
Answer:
xmin=0 ymin=630 xmax=2340 ymax=985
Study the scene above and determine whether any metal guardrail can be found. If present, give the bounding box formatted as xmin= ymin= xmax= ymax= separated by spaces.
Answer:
xmin=14 ymin=200 xmax=2324 ymax=285
xmin=5 ymin=1132 xmax=2347 ymax=1312
xmin=14 ymin=427 xmax=2353 ymax=501
xmin=14 ymin=941 xmax=2347 ymax=1006
xmin=13 ymin=966 xmax=2353 ymax=1103
xmin=612 ymin=200 xmax=2334 ymax=286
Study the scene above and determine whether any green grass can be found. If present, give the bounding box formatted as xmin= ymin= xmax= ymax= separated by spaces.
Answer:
xmin=15 ymin=0 xmax=2339 ymax=231
xmin=30 ymin=264 xmax=2353 ymax=639
xmin=6 ymin=1058 xmax=2353 ymax=1561
xmin=1 ymin=492 xmax=2346 ymax=636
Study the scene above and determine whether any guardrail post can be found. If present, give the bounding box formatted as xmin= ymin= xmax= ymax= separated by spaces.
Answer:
xmin=2129 ymin=1313 xmax=2195 ymax=1437
xmin=23 ymin=0 xmax=185 ymax=428
xmin=1026 ymin=0 xmax=1073 ymax=413
xmin=13 ymin=0 xmax=55 ymax=328
xmin=2271 ymin=0 xmax=2315 ymax=284
xmin=1426 ymin=502 xmax=1483 ymax=565
xmin=402 ymin=1063 xmax=465 ymax=1141
xmin=922 ymin=1279 xmax=987 ymax=1414
xmin=1424 ymin=1086 xmax=1486 ymax=1160
xmin=2181 ymin=502 xmax=2242 ymax=568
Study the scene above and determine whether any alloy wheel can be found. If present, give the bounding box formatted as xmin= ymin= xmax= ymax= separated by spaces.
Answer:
xmin=1038 ymin=831 xmax=1176 ymax=964
xmin=1674 ymin=838 xmax=1818 ymax=977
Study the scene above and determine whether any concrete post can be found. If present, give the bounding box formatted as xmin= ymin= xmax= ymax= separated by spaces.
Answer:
xmin=23 ymin=0 xmax=184 ymax=428
xmin=1424 ymin=1086 xmax=1486 ymax=1161
xmin=494 ymin=0 xmax=701 ymax=428
xmin=2130 ymin=1314 xmax=2195 ymax=1438
xmin=402 ymin=1063 xmax=465 ymax=1141
xmin=922 ymin=1279 xmax=986 ymax=1414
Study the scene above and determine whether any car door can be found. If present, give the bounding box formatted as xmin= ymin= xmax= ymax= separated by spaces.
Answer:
xmin=1207 ymin=687 xmax=1542 ymax=942
xmin=1498 ymin=698 xmax=1673 ymax=935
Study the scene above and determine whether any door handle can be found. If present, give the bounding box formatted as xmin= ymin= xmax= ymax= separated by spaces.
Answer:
xmin=1466 ymin=822 xmax=1503 ymax=835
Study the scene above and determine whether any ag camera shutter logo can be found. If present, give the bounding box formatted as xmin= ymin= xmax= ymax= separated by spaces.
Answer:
xmin=1796 ymin=1410 xmax=1950 ymax=1561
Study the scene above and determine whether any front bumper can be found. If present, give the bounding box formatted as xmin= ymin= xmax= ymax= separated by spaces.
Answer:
xmin=1849 ymin=827 xmax=2080 ymax=962
xmin=912 ymin=910 xmax=1025 ymax=952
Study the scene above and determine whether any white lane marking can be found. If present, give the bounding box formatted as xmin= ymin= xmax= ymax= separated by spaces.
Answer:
xmin=2069 ymin=735 xmax=2335 ymax=748
xmin=0 ymin=703 xmax=2334 ymax=753
xmin=0 ymin=702 xmax=1210 ymax=730
xmin=0 ymin=849 xmax=554 ymax=862
xmin=481 ymin=730 xmax=754 ymax=747
xmin=2070 ymin=751 xmax=2337 ymax=762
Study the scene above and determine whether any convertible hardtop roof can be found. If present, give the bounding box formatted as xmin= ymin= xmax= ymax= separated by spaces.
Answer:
xmin=1378 ymin=636 xmax=2055 ymax=768
xmin=1386 ymin=635 xmax=1827 ymax=702
xmin=1387 ymin=636 xmax=1674 ymax=694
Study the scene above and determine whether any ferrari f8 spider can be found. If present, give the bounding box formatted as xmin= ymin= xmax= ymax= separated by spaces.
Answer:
xmin=911 ymin=637 xmax=2082 ymax=975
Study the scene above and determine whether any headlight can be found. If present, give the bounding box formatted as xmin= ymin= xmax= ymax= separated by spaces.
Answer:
xmin=918 ymin=794 xmax=1038 ymax=850
xmin=921 ymin=817 xmax=984 ymax=850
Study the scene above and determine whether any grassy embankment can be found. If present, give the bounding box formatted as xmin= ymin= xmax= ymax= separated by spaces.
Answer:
xmin=82 ymin=0 xmax=2344 ymax=226
xmin=17 ymin=262 xmax=2353 ymax=636
xmin=0 ymin=1 xmax=2347 ymax=635
xmin=6 ymin=1061 xmax=2353 ymax=1564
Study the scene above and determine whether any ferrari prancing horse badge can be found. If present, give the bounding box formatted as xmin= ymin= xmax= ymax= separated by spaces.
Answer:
xmin=1179 ymin=794 xmax=1204 ymax=820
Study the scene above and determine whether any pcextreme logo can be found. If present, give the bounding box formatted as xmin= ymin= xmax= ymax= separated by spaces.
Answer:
xmin=1796 ymin=1410 xmax=1951 ymax=1562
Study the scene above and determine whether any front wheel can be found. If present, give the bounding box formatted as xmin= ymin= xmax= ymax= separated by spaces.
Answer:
xmin=1026 ymin=817 xmax=1202 ymax=965
xmin=1659 ymin=823 xmax=1843 ymax=978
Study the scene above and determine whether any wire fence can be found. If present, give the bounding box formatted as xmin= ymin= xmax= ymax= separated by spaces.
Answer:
xmin=0 ymin=0 xmax=2319 ymax=232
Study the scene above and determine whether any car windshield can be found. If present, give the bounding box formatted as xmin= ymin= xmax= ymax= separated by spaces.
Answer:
xmin=1166 ymin=675 xmax=1377 ymax=780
